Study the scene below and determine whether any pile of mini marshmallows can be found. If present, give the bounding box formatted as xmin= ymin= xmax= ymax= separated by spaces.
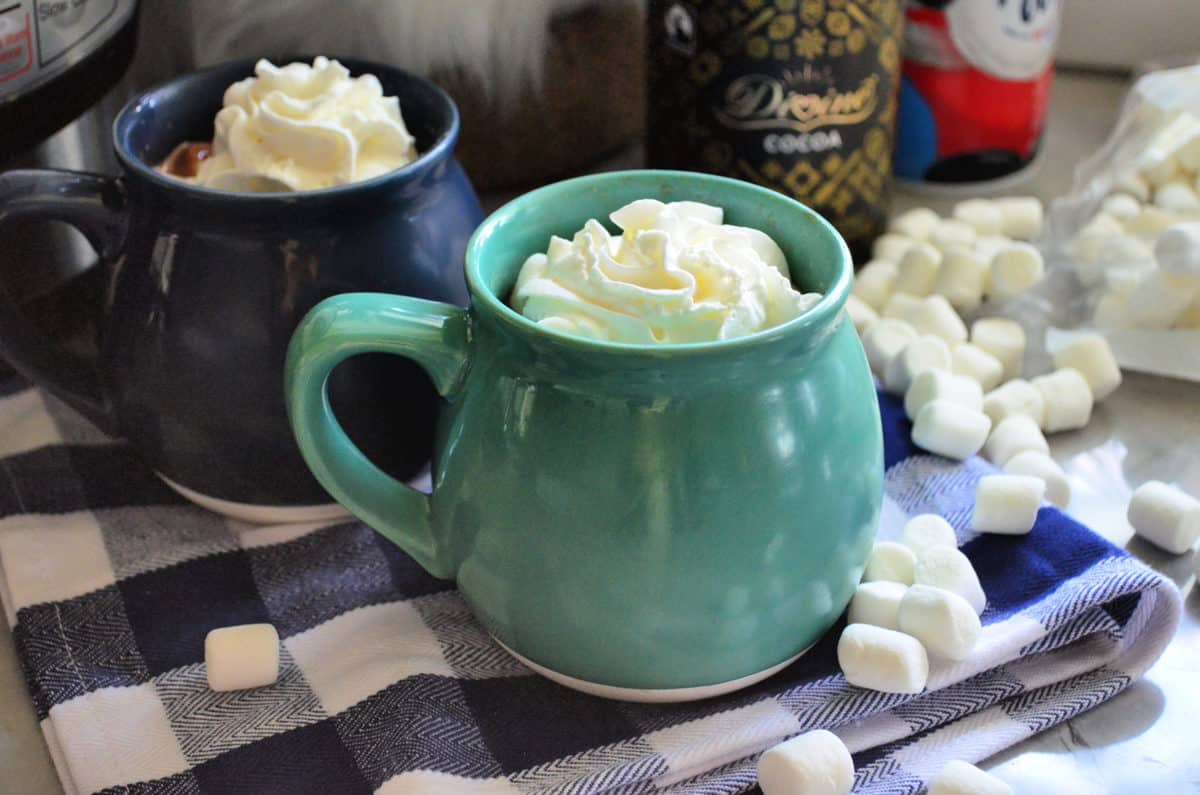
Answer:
xmin=1069 ymin=115 xmax=1200 ymax=330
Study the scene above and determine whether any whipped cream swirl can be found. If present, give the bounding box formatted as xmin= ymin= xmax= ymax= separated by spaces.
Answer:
xmin=194 ymin=57 xmax=418 ymax=192
xmin=511 ymin=199 xmax=821 ymax=344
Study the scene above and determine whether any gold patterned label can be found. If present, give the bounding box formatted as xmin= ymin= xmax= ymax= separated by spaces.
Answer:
xmin=647 ymin=0 xmax=904 ymax=256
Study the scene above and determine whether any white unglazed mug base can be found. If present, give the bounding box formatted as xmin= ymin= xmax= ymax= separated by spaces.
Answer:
xmin=157 ymin=473 xmax=351 ymax=525
xmin=495 ymin=637 xmax=812 ymax=703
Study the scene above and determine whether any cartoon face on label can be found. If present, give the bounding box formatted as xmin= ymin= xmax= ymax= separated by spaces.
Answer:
xmin=946 ymin=0 xmax=1060 ymax=81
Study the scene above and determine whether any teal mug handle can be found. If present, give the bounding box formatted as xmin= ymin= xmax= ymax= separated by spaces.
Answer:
xmin=285 ymin=293 xmax=471 ymax=580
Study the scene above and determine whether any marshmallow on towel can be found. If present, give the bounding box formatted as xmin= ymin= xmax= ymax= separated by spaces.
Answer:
xmin=837 ymin=623 xmax=929 ymax=694
xmin=863 ymin=541 xmax=917 ymax=585
xmin=853 ymin=259 xmax=898 ymax=310
xmin=757 ymin=730 xmax=854 ymax=795
xmin=971 ymin=318 xmax=1026 ymax=381
xmin=901 ymin=514 xmax=958 ymax=557
xmin=929 ymin=760 xmax=1014 ymax=795
xmin=1052 ymin=334 xmax=1122 ymax=400
xmin=205 ymin=624 xmax=280 ymax=692
xmin=895 ymin=242 xmax=943 ymax=297
xmin=982 ymin=379 xmax=1045 ymax=427
xmin=954 ymin=198 xmax=1003 ymax=235
xmin=873 ymin=233 xmax=918 ymax=263
xmin=890 ymin=207 xmax=940 ymax=241
xmin=936 ymin=249 xmax=988 ymax=314
xmin=988 ymin=243 xmax=1044 ymax=302
xmin=847 ymin=581 xmax=908 ymax=631
xmin=1004 ymin=450 xmax=1071 ymax=509
xmin=1127 ymin=480 xmax=1200 ymax=554
xmin=914 ymin=546 xmax=986 ymax=614
xmin=972 ymin=475 xmax=1045 ymax=535
xmin=905 ymin=369 xmax=983 ymax=420
xmin=898 ymin=584 xmax=981 ymax=661
xmin=884 ymin=334 xmax=952 ymax=395
xmin=908 ymin=295 xmax=969 ymax=345
xmin=1032 ymin=368 xmax=1093 ymax=432
xmin=983 ymin=414 xmax=1049 ymax=467
xmin=863 ymin=318 xmax=918 ymax=376
xmin=911 ymin=399 xmax=992 ymax=461
xmin=952 ymin=344 xmax=1005 ymax=392
xmin=995 ymin=196 xmax=1043 ymax=240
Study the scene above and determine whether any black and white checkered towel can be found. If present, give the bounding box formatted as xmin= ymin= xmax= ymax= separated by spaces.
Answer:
xmin=0 ymin=374 xmax=1181 ymax=794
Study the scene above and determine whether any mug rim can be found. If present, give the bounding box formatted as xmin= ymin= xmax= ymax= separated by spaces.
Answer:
xmin=464 ymin=169 xmax=853 ymax=355
xmin=111 ymin=55 xmax=460 ymax=201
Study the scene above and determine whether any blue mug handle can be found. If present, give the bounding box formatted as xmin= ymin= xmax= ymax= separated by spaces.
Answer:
xmin=286 ymin=292 xmax=471 ymax=580
xmin=0 ymin=169 xmax=127 ymax=430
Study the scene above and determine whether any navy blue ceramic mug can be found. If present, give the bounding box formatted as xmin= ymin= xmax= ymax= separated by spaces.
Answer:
xmin=0 ymin=57 xmax=481 ymax=521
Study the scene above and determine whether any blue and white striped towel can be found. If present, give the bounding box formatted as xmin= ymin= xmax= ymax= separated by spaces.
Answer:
xmin=0 ymin=374 xmax=1181 ymax=794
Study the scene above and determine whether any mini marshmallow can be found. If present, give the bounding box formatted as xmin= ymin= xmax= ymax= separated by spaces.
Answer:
xmin=952 ymin=344 xmax=1005 ymax=392
xmin=1154 ymin=222 xmax=1200 ymax=277
xmin=908 ymin=294 xmax=969 ymax=345
xmin=953 ymin=198 xmax=1003 ymax=235
xmin=973 ymin=234 xmax=1013 ymax=267
xmin=1154 ymin=179 xmax=1200 ymax=212
xmin=895 ymin=242 xmax=943 ymax=297
xmin=863 ymin=541 xmax=917 ymax=585
xmin=971 ymin=474 xmax=1045 ymax=535
xmin=1179 ymin=132 xmax=1200 ymax=172
xmin=1101 ymin=193 xmax=1143 ymax=220
xmin=1125 ymin=270 xmax=1200 ymax=329
xmin=983 ymin=414 xmax=1049 ymax=467
xmin=931 ymin=219 xmax=978 ymax=252
xmin=1114 ymin=171 xmax=1151 ymax=203
xmin=890 ymin=207 xmax=941 ymax=241
xmin=901 ymin=514 xmax=958 ymax=557
xmin=853 ymin=259 xmax=899 ymax=310
xmin=883 ymin=291 xmax=923 ymax=321
xmin=205 ymin=623 xmax=280 ymax=692
xmin=914 ymin=546 xmax=986 ymax=614
xmin=1032 ymin=368 xmax=1093 ymax=432
xmin=936 ymin=249 xmax=987 ymax=314
xmin=862 ymin=318 xmax=919 ymax=376
xmin=884 ymin=334 xmax=952 ymax=395
xmin=846 ymin=294 xmax=879 ymax=335
xmin=911 ymin=399 xmax=992 ymax=461
xmin=873 ymin=232 xmax=918 ymax=263
xmin=995 ymin=196 xmax=1044 ymax=240
xmin=1123 ymin=206 xmax=1183 ymax=236
xmin=929 ymin=760 xmax=1014 ymax=795
xmin=982 ymin=379 xmax=1045 ymax=427
xmin=1127 ymin=480 xmax=1200 ymax=554
xmin=1004 ymin=450 xmax=1071 ymax=509
xmin=1097 ymin=234 xmax=1155 ymax=269
xmin=988 ymin=243 xmax=1044 ymax=302
xmin=757 ymin=730 xmax=854 ymax=795
xmin=897 ymin=584 xmax=982 ymax=661
xmin=971 ymin=318 xmax=1026 ymax=381
xmin=905 ymin=369 xmax=983 ymax=420
xmin=1052 ymin=334 xmax=1122 ymax=400
xmin=847 ymin=581 xmax=908 ymax=630
xmin=837 ymin=623 xmax=929 ymax=694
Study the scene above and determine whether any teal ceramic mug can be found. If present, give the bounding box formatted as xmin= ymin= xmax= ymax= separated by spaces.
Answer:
xmin=285 ymin=170 xmax=883 ymax=701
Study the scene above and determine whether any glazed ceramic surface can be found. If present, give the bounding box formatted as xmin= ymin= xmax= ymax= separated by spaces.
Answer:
xmin=0 ymin=57 xmax=481 ymax=506
xmin=287 ymin=171 xmax=883 ymax=690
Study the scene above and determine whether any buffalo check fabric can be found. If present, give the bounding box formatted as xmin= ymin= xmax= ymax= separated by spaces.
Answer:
xmin=0 ymin=375 xmax=1181 ymax=795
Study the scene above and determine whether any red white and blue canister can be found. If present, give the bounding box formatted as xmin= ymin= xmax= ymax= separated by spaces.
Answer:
xmin=894 ymin=0 xmax=1061 ymax=190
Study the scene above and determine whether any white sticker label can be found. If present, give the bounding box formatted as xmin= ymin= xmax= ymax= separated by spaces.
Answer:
xmin=946 ymin=0 xmax=1060 ymax=81
xmin=0 ymin=0 xmax=135 ymax=99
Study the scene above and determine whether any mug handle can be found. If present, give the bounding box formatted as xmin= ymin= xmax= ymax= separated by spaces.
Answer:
xmin=285 ymin=292 xmax=471 ymax=580
xmin=0 ymin=169 xmax=127 ymax=430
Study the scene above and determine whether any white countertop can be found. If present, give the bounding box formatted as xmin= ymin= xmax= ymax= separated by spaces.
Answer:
xmin=2 ymin=69 xmax=1196 ymax=794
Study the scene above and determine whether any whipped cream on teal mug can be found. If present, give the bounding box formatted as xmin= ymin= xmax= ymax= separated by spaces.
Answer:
xmin=285 ymin=170 xmax=883 ymax=701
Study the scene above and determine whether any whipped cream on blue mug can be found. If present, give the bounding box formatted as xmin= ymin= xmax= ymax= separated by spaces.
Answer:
xmin=159 ymin=56 xmax=418 ymax=192
xmin=510 ymin=199 xmax=823 ymax=344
